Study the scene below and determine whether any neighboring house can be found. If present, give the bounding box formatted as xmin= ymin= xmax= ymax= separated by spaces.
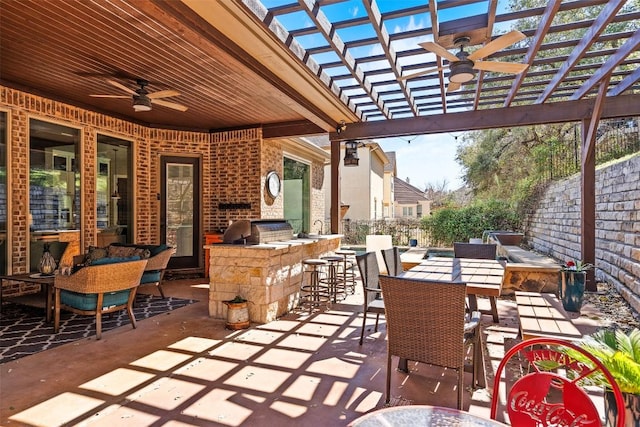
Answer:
xmin=318 ymin=138 xmax=389 ymax=221
xmin=393 ymin=177 xmax=431 ymax=219
xmin=383 ymin=152 xmax=397 ymax=219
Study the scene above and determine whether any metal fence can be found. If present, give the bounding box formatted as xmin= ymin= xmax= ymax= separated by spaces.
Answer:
xmin=340 ymin=218 xmax=432 ymax=247
xmin=546 ymin=117 xmax=640 ymax=181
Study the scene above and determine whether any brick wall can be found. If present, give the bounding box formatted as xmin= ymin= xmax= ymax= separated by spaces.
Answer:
xmin=1 ymin=86 xmax=326 ymax=296
xmin=525 ymin=153 xmax=640 ymax=314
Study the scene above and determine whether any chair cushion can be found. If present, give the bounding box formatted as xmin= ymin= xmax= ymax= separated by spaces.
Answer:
xmin=60 ymin=289 xmax=131 ymax=310
xmin=140 ymin=270 xmax=161 ymax=284
xmin=90 ymin=255 xmax=141 ymax=266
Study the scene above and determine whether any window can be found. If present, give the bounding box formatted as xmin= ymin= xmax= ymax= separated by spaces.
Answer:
xmin=0 ymin=112 xmax=6 ymax=275
xmin=402 ymin=206 xmax=414 ymax=217
xmin=283 ymin=157 xmax=310 ymax=234
xmin=96 ymin=135 xmax=132 ymax=245
xmin=29 ymin=119 xmax=80 ymax=271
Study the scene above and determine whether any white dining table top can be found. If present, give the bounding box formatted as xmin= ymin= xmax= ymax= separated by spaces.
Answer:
xmin=348 ymin=404 xmax=508 ymax=426
xmin=398 ymin=257 xmax=505 ymax=297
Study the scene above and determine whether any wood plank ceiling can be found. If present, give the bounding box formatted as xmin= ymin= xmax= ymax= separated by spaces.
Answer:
xmin=1 ymin=0 xmax=639 ymax=139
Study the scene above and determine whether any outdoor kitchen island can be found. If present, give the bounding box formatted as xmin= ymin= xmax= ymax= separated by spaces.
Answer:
xmin=206 ymin=233 xmax=342 ymax=324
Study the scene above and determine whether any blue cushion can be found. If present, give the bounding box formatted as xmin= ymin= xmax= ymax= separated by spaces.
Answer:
xmin=90 ymin=255 xmax=141 ymax=265
xmin=60 ymin=289 xmax=130 ymax=310
xmin=140 ymin=270 xmax=161 ymax=284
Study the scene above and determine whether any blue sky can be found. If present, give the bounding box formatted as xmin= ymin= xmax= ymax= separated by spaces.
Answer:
xmin=377 ymin=134 xmax=465 ymax=191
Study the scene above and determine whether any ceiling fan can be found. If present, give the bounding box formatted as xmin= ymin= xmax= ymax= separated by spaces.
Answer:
xmin=90 ymin=79 xmax=188 ymax=112
xmin=399 ymin=30 xmax=529 ymax=92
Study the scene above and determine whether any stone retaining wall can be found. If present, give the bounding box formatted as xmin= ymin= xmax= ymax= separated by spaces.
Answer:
xmin=525 ymin=154 xmax=640 ymax=314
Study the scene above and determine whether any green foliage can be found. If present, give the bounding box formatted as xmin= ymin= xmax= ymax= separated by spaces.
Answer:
xmin=566 ymin=328 xmax=640 ymax=394
xmin=421 ymin=199 xmax=520 ymax=246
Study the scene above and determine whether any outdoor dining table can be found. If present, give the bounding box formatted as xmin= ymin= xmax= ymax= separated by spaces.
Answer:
xmin=399 ymin=257 xmax=505 ymax=316
xmin=348 ymin=404 xmax=508 ymax=426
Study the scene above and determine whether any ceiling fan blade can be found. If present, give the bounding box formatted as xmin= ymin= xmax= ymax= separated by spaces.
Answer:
xmin=152 ymin=99 xmax=188 ymax=112
xmin=107 ymin=79 xmax=137 ymax=95
xmin=473 ymin=61 xmax=529 ymax=74
xmin=468 ymin=30 xmax=526 ymax=61
xmin=90 ymin=95 xmax=130 ymax=98
xmin=398 ymin=66 xmax=446 ymax=81
xmin=446 ymin=82 xmax=461 ymax=93
xmin=419 ymin=42 xmax=459 ymax=63
xmin=148 ymin=89 xmax=180 ymax=99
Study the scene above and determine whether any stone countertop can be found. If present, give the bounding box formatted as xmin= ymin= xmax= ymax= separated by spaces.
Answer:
xmin=204 ymin=234 xmax=343 ymax=250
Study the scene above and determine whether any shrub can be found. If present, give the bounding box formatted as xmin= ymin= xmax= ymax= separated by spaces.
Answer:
xmin=422 ymin=199 xmax=520 ymax=246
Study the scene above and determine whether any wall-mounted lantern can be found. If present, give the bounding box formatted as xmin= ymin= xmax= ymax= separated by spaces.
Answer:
xmin=343 ymin=140 xmax=360 ymax=167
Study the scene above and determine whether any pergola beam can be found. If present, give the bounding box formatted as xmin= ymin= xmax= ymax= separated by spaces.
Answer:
xmin=330 ymin=94 xmax=640 ymax=141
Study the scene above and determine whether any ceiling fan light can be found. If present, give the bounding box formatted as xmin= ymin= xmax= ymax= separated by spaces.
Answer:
xmin=449 ymin=59 xmax=476 ymax=84
xmin=133 ymin=95 xmax=152 ymax=112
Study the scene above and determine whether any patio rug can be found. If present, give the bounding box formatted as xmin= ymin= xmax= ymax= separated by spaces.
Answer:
xmin=0 ymin=294 xmax=197 ymax=364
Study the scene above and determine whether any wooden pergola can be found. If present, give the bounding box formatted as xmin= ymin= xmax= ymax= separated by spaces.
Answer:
xmin=2 ymin=0 xmax=640 ymax=289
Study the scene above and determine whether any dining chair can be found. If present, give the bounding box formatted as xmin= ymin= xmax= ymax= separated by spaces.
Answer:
xmin=355 ymin=251 xmax=385 ymax=345
xmin=490 ymin=337 xmax=625 ymax=427
xmin=453 ymin=242 xmax=500 ymax=322
xmin=381 ymin=246 xmax=404 ymax=276
xmin=379 ymin=275 xmax=482 ymax=409
xmin=453 ymin=242 xmax=497 ymax=260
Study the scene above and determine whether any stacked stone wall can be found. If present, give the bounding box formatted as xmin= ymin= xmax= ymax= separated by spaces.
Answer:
xmin=525 ymin=154 xmax=640 ymax=314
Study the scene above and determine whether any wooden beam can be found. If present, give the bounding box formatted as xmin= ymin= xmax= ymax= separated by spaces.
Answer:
xmin=262 ymin=120 xmax=325 ymax=139
xmin=536 ymin=0 xmax=626 ymax=104
xmin=581 ymin=77 xmax=610 ymax=292
xmin=504 ymin=0 xmax=561 ymax=107
xmin=570 ymin=28 xmax=640 ymax=100
xmin=330 ymin=93 xmax=640 ymax=141
xmin=330 ymin=140 xmax=341 ymax=234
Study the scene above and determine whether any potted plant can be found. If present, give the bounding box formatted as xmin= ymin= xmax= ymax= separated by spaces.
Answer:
xmin=568 ymin=328 xmax=640 ymax=426
xmin=558 ymin=259 xmax=593 ymax=312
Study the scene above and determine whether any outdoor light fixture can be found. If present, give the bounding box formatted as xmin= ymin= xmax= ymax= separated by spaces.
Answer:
xmin=132 ymin=94 xmax=152 ymax=112
xmin=336 ymin=120 xmax=347 ymax=134
xmin=449 ymin=60 xmax=476 ymax=83
xmin=343 ymin=140 xmax=360 ymax=167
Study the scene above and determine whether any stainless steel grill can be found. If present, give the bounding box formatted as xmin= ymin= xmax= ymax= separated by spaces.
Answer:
xmin=223 ymin=219 xmax=293 ymax=244
xmin=247 ymin=219 xmax=294 ymax=244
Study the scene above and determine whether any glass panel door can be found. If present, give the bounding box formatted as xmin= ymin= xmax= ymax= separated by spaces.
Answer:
xmin=161 ymin=156 xmax=200 ymax=269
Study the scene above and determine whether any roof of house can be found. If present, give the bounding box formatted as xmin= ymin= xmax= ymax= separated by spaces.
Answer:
xmin=394 ymin=177 xmax=430 ymax=204
xmin=384 ymin=152 xmax=397 ymax=175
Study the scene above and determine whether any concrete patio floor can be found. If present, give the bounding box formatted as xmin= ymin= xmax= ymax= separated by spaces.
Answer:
xmin=0 ymin=276 xmax=605 ymax=426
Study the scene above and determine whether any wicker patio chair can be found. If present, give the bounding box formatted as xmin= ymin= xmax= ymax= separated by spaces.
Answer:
xmin=381 ymin=246 xmax=404 ymax=276
xmin=53 ymin=258 xmax=147 ymax=340
xmin=140 ymin=247 xmax=173 ymax=298
xmin=453 ymin=242 xmax=497 ymax=260
xmin=355 ymin=252 xmax=385 ymax=345
xmin=454 ymin=242 xmax=500 ymax=322
xmin=379 ymin=275 xmax=481 ymax=409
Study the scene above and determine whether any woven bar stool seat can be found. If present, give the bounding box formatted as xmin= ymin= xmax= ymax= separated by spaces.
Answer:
xmin=300 ymin=258 xmax=330 ymax=312
xmin=320 ymin=255 xmax=346 ymax=303
xmin=335 ymin=249 xmax=357 ymax=295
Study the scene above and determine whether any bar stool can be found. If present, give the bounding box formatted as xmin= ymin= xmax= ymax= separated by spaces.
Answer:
xmin=335 ymin=249 xmax=357 ymax=295
xmin=320 ymin=255 xmax=345 ymax=303
xmin=300 ymin=258 xmax=330 ymax=312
